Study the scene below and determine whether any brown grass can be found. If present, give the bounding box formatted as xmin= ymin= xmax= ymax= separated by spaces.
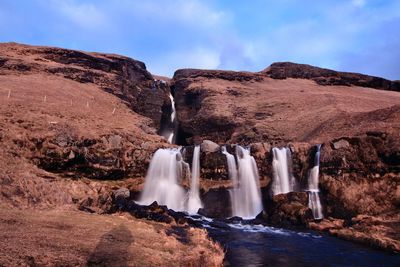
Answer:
xmin=0 ymin=205 xmax=224 ymax=266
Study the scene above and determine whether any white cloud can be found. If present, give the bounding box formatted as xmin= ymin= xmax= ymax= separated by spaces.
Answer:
xmin=124 ymin=0 xmax=228 ymax=28
xmin=55 ymin=0 xmax=108 ymax=29
xmin=352 ymin=0 xmax=366 ymax=8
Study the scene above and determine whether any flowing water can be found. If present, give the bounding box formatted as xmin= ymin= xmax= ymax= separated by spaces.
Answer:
xmin=223 ymin=146 xmax=263 ymax=219
xmin=189 ymin=216 xmax=400 ymax=267
xmin=137 ymin=148 xmax=186 ymax=211
xmin=221 ymin=146 xmax=239 ymax=216
xmin=167 ymin=93 xmax=177 ymax=144
xmin=271 ymin=147 xmax=298 ymax=195
xmin=187 ymin=145 xmax=203 ymax=214
xmin=307 ymin=144 xmax=323 ymax=219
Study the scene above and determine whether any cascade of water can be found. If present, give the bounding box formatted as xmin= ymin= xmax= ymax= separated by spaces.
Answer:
xmin=223 ymin=145 xmax=263 ymax=219
xmin=138 ymin=148 xmax=187 ymax=211
xmin=167 ymin=93 xmax=177 ymax=144
xmin=221 ymin=146 xmax=239 ymax=215
xmin=307 ymin=144 xmax=323 ymax=219
xmin=271 ymin=147 xmax=297 ymax=196
xmin=187 ymin=145 xmax=203 ymax=214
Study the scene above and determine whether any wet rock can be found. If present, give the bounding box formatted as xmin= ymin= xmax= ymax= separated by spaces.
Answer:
xmin=200 ymin=188 xmax=232 ymax=218
xmin=264 ymin=192 xmax=314 ymax=227
xmin=209 ymin=220 xmax=231 ymax=230
xmin=221 ymin=216 xmax=243 ymax=224
xmin=124 ymin=201 xmax=174 ymax=224
xmin=168 ymin=209 xmax=188 ymax=225
xmin=113 ymin=187 xmax=130 ymax=209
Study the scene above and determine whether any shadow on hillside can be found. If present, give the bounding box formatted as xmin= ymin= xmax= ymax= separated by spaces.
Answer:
xmin=87 ymin=224 xmax=133 ymax=266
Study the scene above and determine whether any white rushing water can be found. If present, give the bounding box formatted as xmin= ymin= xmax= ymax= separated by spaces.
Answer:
xmin=167 ymin=93 xmax=177 ymax=144
xmin=307 ymin=144 xmax=323 ymax=219
xmin=271 ymin=147 xmax=297 ymax=196
xmin=187 ymin=145 xmax=203 ymax=214
xmin=222 ymin=146 xmax=239 ymax=215
xmin=223 ymin=146 xmax=263 ymax=219
xmin=138 ymin=148 xmax=187 ymax=211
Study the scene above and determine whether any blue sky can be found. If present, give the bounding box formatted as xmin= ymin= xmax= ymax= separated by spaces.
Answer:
xmin=0 ymin=0 xmax=399 ymax=79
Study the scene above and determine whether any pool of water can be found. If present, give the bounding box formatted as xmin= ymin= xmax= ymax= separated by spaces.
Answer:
xmin=190 ymin=216 xmax=400 ymax=267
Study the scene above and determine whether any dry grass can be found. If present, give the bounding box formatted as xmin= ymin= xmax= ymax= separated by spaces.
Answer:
xmin=0 ymin=205 xmax=224 ymax=266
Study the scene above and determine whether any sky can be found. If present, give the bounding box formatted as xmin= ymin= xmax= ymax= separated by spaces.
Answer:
xmin=0 ymin=0 xmax=399 ymax=79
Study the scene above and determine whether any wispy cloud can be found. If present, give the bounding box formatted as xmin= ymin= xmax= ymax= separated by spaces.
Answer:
xmin=352 ymin=0 xmax=366 ymax=8
xmin=0 ymin=0 xmax=399 ymax=79
xmin=55 ymin=1 xmax=108 ymax=30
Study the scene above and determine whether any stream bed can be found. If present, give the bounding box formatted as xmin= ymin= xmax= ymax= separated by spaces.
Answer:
xmin=191 ymin=216 xmax=400 ymax=267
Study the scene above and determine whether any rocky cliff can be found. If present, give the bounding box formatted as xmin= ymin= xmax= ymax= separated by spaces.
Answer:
xmin=172 ymin=67 xmax=400 ymax=146
xmin=0 ymin=42 xmax=174 ymax=208
xmin=1 ymin=43 xmax=399 ymax=253
xmin=263 ymin=62 xmax=400 ymax=91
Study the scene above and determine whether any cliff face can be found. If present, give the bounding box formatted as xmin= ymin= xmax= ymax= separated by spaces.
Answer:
xmin=172 ymin=67 xmax=400 ymax=146
xmin=0 ymin=43 xmax=172 ymax=208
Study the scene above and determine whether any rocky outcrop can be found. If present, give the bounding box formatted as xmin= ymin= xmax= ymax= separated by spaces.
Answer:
xmin=172 ymin=65 xmax=400 ymax=145
xmin=319 ymin=133 xmax=400 ymax=219
xmin=32 ymin=132 xmax=165 ymax=179
xmin=0 ymin=43 xmax=175 ymax=181
xmin=263 ymin=62 xmax=400 ymax=91
xmin=261 ymin=192 xmax=314 ymax=227
xmin=0 ymin=42 xmax=171 ymax=129
xmin=199 ymin=188 xmax=232 ymax=218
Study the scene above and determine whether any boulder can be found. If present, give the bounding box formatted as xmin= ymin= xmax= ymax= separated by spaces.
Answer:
xmin=201 ymin=140 xmax=220 ymax=153
xmin=332 ymin=139 xmax=350 ymax=150
xmin=113 ymin=187 xmax=130 ymax=209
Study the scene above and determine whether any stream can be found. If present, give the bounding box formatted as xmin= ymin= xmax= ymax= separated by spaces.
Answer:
xmin=190 ymin=216 xmax=400 ymax=267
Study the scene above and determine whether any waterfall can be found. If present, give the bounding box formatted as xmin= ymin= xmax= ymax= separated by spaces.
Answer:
xmin=167 ymin=93 xmax=177 ymax=144
xmin=221 ymin=146 xmax=239 ymax=216
xmin=307 ymin=145 xmax=323 ymax=219
xmin=223 ymin=146 xmax=263 ymax=219
xmin=138 ymin=148 xmax=187 ymax=211
xmin=187 ymin=145 xmax=203 ymax=214
xmin=271 ymin=147 xmax=297 ymax=196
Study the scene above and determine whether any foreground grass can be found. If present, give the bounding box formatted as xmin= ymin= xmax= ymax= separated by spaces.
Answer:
xmin=0 ymin=205 xmax=224 ymax=266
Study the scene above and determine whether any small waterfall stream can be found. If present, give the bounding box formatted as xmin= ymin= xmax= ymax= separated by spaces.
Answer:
xmin=307 ymin=144 xmax=323 ymax=219
xmin=271 ymin=147 xmax=297 ymax=196
xmin=221 ymin=146 xmax=239 ymax=216
xmin=223 ymin=145 xmax=263 ymax=219
xmin=167 ymin=93 xmax=177 ymax=144
xmin=187 ymin=145 xmax=203 ymax=214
